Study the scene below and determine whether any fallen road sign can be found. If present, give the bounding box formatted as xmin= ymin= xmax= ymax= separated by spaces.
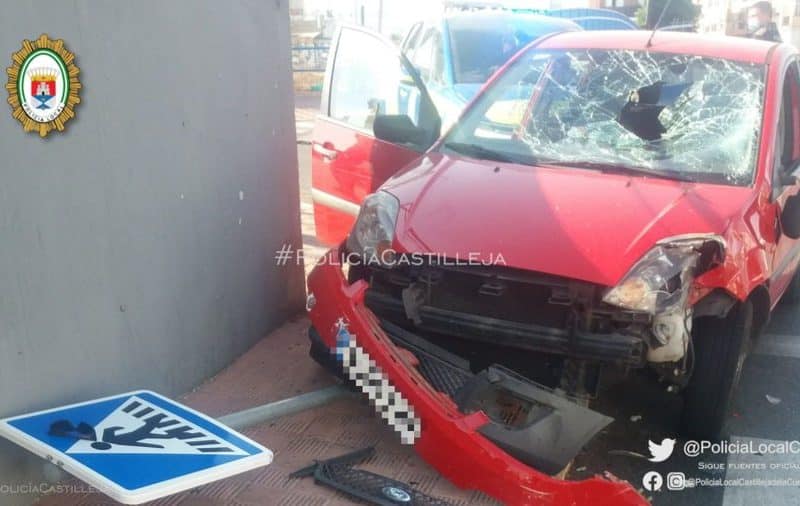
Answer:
xmin=0 ymin=390 xmax=273 ymax=504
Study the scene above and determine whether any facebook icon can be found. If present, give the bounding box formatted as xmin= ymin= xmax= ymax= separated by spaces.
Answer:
xmin=643 ymin=470 xmax=664 ymax=492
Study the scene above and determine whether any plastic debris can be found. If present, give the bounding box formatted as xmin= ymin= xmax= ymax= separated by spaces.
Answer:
xmin=630 ymin=415 xmax=642 ymax=422
xmin=292 ymin=447 xmax=453 ymax=505
xmin=766 ymin=394 xmax=782 ymax=405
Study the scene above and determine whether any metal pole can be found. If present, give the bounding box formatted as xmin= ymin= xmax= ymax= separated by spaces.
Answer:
xmin=217 ymin=385 xmax=353 ymax=430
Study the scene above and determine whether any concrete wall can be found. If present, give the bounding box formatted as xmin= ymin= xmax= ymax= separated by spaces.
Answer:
xmin=0 ymin=1 xmax=304 ymax=501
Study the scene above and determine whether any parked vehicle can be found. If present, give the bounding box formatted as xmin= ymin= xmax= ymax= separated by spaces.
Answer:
xmin=312 ymin=13 xmax=579 ymax=245
xmin=547 ymin=7 xmax=639 ymax=30
xmin=400 ymin=11 xmax=580 ymax=129
xmin=307 ymin=28 xmax=800 ymax=505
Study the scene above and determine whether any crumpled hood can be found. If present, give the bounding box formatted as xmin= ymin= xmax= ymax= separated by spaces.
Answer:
xmin=382 ymin=153 xmax=754 ymax=287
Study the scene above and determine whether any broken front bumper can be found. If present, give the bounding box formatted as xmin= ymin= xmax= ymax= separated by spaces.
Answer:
xmin=306 ymin=250 xmax=647 ymax=506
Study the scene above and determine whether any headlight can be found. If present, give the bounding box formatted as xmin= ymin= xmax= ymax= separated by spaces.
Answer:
xmin=603 ymin=234 xmax=725 ymax=314
xmin=346 ymin=191 xmax=400 ymax=266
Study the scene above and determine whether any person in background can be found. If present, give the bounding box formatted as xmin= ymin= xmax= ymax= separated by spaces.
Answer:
xmin=748 ymin=1 xmax=782 ymax=42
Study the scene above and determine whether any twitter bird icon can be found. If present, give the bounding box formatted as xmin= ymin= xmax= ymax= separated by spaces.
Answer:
xmin=648 ymin=438 xmax=676 ymax=462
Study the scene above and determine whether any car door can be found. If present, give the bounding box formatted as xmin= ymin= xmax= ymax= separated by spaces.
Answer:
xmin=769 ymin=58 xmax=800 ymax=301
xmin=312 ymin=26 xmax=440 ymax=245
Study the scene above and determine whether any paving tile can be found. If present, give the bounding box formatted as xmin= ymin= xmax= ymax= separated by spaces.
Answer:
xmin=233 ymin=483 xmax=296 ymax=505
xmin=146 ymin=492 xmax=190 ymax=506
xmin=187 ymin=480 xmax=249 ymax=502
xmin=176 ymin=495 xmax=228 ymax=506
xmin=249 ymin=466 xmax=296 ymax=490
xmin=360 ymin=450 xmax=412 ymax=473
xmin=75 ymin=493 xmax=115 ymax=506
xmin=276 ymin=491 xmax=328 ymax=506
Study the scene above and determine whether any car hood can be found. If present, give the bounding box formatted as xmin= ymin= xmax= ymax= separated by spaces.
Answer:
xmin=382 ymin=153 xmax=754 ymax=287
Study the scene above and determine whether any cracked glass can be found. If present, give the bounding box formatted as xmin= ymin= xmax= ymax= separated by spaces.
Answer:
xmin=443 ymin=49 xmax=765 ymax=185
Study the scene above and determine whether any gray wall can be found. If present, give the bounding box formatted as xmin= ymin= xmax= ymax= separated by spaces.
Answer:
xmin=0 ymin=1 xmax=304 ymax=500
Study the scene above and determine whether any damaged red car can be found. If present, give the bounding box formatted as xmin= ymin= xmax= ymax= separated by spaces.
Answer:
xmin=307 ymin=28 xmax=800 ymax=505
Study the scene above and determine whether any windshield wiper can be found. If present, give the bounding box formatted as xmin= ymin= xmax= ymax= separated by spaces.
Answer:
xmin=539 ymin=160 xmax=697 ymax=183
xmin=442 ymin=141 xmax=521 ymax=164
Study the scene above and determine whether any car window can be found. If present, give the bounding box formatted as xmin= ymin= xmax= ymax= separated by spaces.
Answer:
xmin=450 ymin=25 xmax=524 ymax=84
xmin=779 ymin=61 xmax=800 ymax=171
xmin=328 ymin=27 xmax=438 ymax=149
xmin=403 ymin=22 xmax=423 ymax=54
xmin=444 ymin=49 xmax=766 ymax=186
xmin=772 ymin=60 xmax=800 ymax=196
xmin=408 ymin=28 xmax=444 ymax=85
xmin=329 ymin=29 xmax=419 ymax=131
xmin=448 ymin=17 xmax=569 ymax=84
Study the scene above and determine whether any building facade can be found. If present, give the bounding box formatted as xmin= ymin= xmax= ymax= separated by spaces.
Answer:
xmin=0 ymin=1 xmax=304 ymax=503
xmin=588 ymin=0 xmax=643 ymax=17
xmin=695 ymin=0 xmax=800 ymax=44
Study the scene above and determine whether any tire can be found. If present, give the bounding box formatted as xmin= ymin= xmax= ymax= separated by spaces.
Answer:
xmin=782 ymin=268 xmax=800 ymax=304
xmin=680 ymin=300 xmax=753 ymax=440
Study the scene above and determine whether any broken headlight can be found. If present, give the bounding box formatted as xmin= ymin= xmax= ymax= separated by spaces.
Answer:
xmin=346 ymin=191 xmax=399 ymax=267
xmin=603 ymin=235 xmax=725 ymax=314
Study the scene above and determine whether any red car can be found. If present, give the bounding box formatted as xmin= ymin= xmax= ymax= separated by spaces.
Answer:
xmin=307 ymin=28 xmax=800 ymax=505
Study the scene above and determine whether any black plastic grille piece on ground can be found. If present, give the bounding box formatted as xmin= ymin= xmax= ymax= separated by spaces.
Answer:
xmin=289 ymin=446 xmax=375 ymax=479
xmin=315 ymin=463 xmax=452 ymax=506
xmin=292 ymin=447 xmax=453 ymax=505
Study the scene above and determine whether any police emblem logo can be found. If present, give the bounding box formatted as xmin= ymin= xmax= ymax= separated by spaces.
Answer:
xmin=5 ymin=34 xmax=81 ymax=137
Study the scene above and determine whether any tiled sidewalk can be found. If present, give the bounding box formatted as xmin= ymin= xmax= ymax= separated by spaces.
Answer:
xmin=36 ymin=315 xmax=498 ymax=505
xmin=294 ymin=92 xmax=318 ymax=143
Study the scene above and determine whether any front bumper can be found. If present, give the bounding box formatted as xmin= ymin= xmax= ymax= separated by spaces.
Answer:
xmin=306 ymin=249 xmax=647 ymax=506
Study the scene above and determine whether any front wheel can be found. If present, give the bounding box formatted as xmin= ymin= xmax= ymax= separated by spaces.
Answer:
xmin=680 ymin=300 xmax=752 ymax=440
xmin=782 ymin=267 xmax=800 ymax=304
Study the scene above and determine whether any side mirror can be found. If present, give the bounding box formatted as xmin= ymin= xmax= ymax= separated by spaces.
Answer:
xmin=780 ymin=171 xmax=799 ymax=187
xmin=781 ymin=193 xmax=800 ymax=239
xmin=373 ymin=114 xmax=428 ymax=146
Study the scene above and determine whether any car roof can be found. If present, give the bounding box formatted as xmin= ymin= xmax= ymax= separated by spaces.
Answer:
xmin=443 ymin=10 xmax=581 ymax=33
xmin=537 ymin=30 xmax=779 ymax=64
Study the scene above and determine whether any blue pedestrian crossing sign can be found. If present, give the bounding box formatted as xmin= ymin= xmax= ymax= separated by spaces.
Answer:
xmin=0 ymin=390 xmax=273 ymax=504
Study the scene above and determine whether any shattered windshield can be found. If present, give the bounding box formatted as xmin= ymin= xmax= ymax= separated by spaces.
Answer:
xmin=442 ymin=49 xmax=765 ymax=185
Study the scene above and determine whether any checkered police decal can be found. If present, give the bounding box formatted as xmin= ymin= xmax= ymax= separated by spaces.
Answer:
xmin=334 ymin=323 xmax=421 ymax=445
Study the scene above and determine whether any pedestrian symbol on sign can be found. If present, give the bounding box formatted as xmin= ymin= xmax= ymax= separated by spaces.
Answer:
xmin=49 ymin=396 xmax=248 ymax=455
